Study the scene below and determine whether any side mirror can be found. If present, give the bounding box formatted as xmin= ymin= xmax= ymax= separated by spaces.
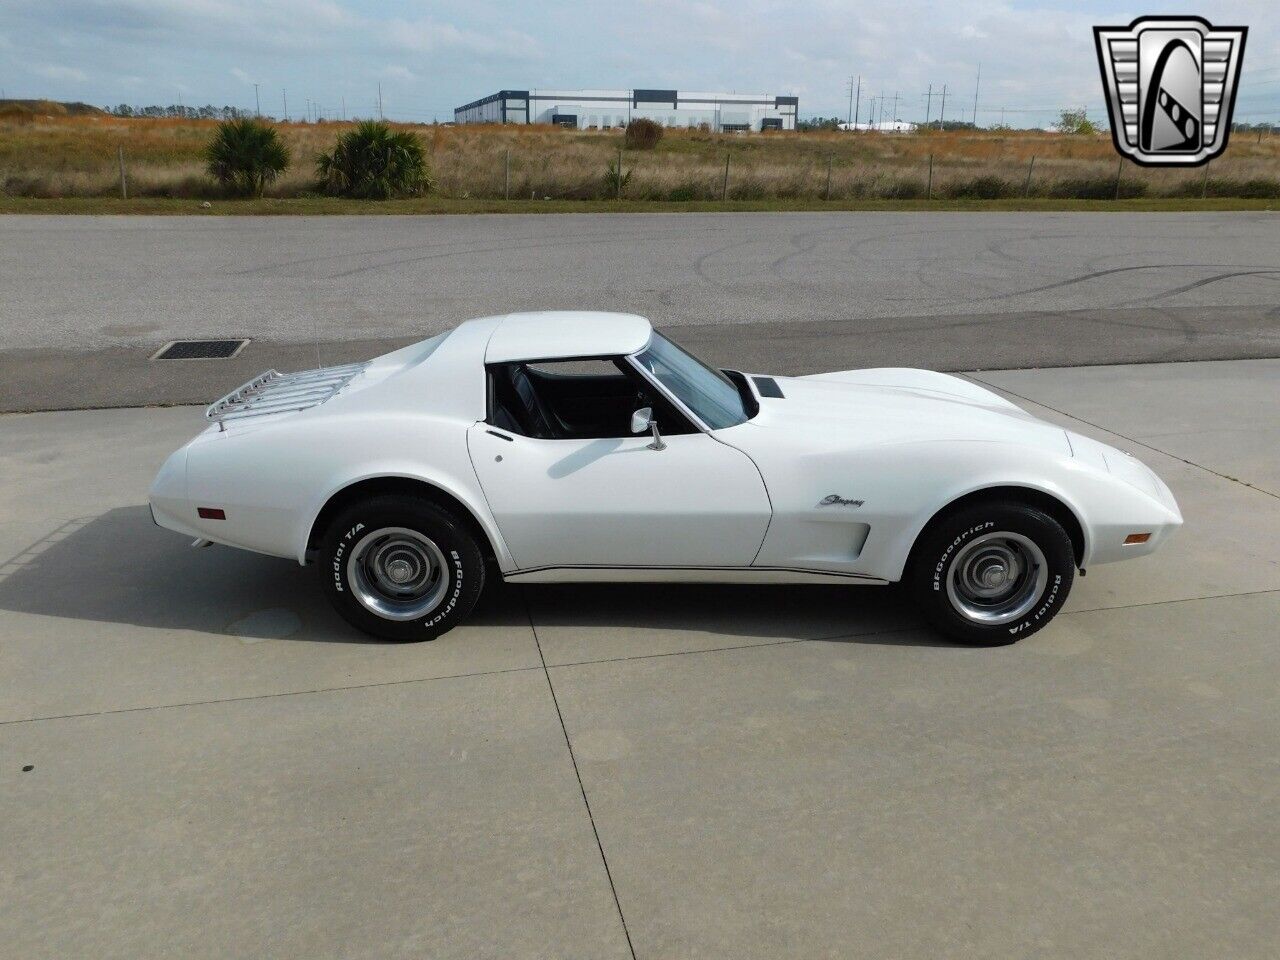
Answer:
xmin=630 ymin=407 xmax=653 ymax=434
xmin=630 ymin=407 xmax=666 ymax=451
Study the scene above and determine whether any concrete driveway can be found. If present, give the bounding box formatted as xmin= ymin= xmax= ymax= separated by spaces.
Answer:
xmin=1 ymin=359 xmax=1277 ymax=959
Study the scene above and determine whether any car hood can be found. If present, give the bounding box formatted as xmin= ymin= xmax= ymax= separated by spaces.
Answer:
xmin=736 ymin=368 xmax=1071 ymax=454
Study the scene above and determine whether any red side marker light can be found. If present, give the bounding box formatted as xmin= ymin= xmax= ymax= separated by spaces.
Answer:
xmin=197 ymin=507 xmax=226 ymax=520
xmin=1124 ymin=532 xmax=1151 ymax=544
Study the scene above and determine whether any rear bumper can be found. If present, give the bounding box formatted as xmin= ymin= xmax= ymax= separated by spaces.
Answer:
xmin=149 ymin=445 xmax=201 ymax=539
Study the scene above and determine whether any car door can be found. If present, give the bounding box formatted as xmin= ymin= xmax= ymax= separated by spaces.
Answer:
xmin=469 ymin=425 xmax=770 ymax=570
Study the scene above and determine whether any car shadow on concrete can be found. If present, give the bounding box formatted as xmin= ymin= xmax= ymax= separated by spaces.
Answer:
xmin=520 ymin=582 xmax=943 ymax=648
xmin=0 ymin=506 xmax=941 ymax=646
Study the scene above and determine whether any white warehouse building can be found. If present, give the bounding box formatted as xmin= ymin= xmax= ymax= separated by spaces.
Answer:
xmin=454 ymin=88 xmax=798 ymax=132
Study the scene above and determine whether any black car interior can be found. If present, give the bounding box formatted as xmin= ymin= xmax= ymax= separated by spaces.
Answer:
xmin=488 ymin=359 xmax=695 ymax=440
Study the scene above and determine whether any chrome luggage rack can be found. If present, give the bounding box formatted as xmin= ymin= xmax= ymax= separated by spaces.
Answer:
xmin=205 ymin=362 xmax=367 ymax=430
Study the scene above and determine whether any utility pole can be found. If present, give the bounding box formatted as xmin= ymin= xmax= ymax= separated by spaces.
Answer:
xmin=924 ymin=84 xmax=933 ymax=127
xmin=890 ymin=91 xmax=899 ymax=126
xmin=938 ymin=84 xmax=948 ymax=130
xmin=304 ymin=98 xmax=310 ymax=123
xmin=341 ymin=96 xmax=346 ymax=121
xmin=853 ymin=75 xmax=861 ymax=129
xmin=282 ymin=88 xmax=288 ymax=122
xmin=377 ymin=83 xmax=383 ymax=120
xmin=971 ymin=62 xmax=981 ymax=127
xmin=253 ymin=82 xmax=260 ymax=117
xmin=846 ymin=75 xmax=855 ymax=126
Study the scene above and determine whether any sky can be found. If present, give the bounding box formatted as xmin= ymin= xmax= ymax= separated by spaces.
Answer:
xmin=1 ymin=1 xmax=1276 ymax=126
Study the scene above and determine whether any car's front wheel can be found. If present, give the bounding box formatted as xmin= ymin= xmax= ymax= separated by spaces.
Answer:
xmin=320 ymin=495 xmax=485 ymax=642
xmin=910 ymin=502 xmax=1075 ymax=645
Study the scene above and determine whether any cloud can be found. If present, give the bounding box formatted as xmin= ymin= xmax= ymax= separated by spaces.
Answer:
xmin=387 ymin=18 xmax=541 ymax=59
xmin=229 ymin=66 xmax=252 ymax=84
xmin=35 ymin=64 xmax=88 ymax=82
xmin=381 ymin=65 xmax=419 ymax=83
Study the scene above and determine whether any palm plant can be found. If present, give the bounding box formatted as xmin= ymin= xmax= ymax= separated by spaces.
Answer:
xmin=204 ymin=118 xmax=290 ymax=197
xmin=315 ymin=121 xmax=432 ymax=199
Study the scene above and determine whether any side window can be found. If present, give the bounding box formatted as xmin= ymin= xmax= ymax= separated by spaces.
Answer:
xmin=488 ymin=358 xmax=695 ymax=440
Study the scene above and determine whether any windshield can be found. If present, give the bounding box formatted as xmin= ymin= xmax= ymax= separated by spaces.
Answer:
xmin=632 ymin=333 xmax=749 ymax=430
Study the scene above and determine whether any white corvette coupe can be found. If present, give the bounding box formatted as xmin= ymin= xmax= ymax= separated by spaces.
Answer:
xmin=151 ymin=311 xmax=1181 ymax=645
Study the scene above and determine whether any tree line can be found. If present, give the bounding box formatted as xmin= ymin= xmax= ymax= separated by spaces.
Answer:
xmin=109 ymin=104 xmax=253 ymax=120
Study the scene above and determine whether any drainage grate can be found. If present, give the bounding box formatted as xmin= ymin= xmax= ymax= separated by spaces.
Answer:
xmin=152 ymin=339 xmax=250 ymax=360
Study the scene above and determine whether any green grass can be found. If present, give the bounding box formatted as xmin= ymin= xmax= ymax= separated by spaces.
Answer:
xmin=1 ymin=195 xmax=1276 ymax=215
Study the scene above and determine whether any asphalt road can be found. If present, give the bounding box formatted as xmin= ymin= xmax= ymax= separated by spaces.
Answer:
xmin=2 ymin=212 xmax=1279 ymax=410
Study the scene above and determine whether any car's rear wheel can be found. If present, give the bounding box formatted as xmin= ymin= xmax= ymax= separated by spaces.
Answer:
xmin=320 ymin=495 xmax=485 ymax=642
xmin=910 ymin=502 xmax=1074 ymax=645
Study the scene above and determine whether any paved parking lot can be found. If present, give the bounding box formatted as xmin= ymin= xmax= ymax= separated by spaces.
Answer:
xmin=2 ymin=359 xmax=1278 ymax=959
xmin=5 ymin=212 xmax=1280 ymax=412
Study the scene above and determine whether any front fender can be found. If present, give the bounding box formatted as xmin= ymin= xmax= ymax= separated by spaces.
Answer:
xmin=862 ymin=440 xmax=1179 ymax=580
xmin=851 ymin=440 xmax=1092 ymax=581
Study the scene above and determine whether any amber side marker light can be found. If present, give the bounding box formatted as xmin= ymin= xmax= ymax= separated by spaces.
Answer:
xmin=197 ymin=507 xmax=226 ymax=520
xmin=1124 ymin=532 xmax=1152 ymax=545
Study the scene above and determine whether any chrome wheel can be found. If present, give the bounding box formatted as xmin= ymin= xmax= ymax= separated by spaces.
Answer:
xmin=346 ymin=527 xmax=450 ymax=621
xmin=945 ymin=531 xmax=1048 ymax=626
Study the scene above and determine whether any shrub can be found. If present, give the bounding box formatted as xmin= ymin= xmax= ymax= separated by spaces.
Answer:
xmin=602 ymin=158 xmax=633 ymax=197
xmin=728 ymin=177 xmax=767 ymax=201
xmin=1055 ymin=108 xmax=1098 ymax=135
xmin=1042 ymin=175 xmax=1147 ymax=199
xmin=203 ymin=118 xmax=290 ymax=197
xmin=316 ymin=121 xmax=432 ymax=199
xmin=945 ymin=174 xmax=1014 ymax=199
xmin=624 ymin=118 xmax=663 ymax=150
xmin=1166 ymin=176 xmax=1280 ymax=199
xmin=666 ymin=183 xmax=699 ymax=201
xmin=1219 ymin=177 xmax=1280 ymax=198
xmin=878 ymin=177 xmax=926 ymax=200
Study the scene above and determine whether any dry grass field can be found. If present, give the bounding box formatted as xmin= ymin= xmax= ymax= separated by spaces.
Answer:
xmin=2 ymin=110 xmax=1279 ymax=206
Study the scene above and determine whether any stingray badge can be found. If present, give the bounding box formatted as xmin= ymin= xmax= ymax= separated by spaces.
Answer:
xmin=1094 ymin=16 xmax=1247 ymax=166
